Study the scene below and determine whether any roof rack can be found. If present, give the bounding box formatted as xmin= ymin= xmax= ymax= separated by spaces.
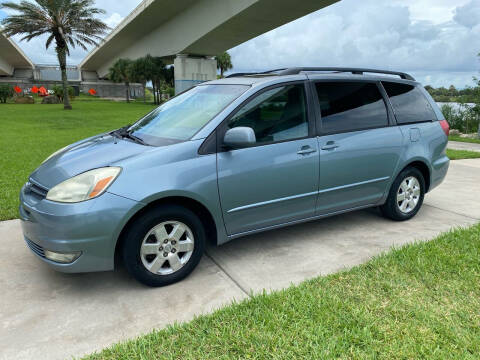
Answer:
xmin=278 ymin=67 xmax=415 ymax=80
xmin=226 ymin=67 xmax=415 ymax=81
xmin=225 ymin=68 xmax=286 ymax=78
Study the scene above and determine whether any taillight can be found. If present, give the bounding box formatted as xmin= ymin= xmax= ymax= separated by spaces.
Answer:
xmin=439 ymin=119 xmax=449 ymax=137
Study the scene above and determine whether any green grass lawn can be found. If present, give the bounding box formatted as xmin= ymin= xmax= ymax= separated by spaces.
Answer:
xmin=446 ymin=148 xmax=480 ymax=160
xmin=84 ymin=224 xmax=480 ymax=360
xmin=449 ymin=135 xmax=480 ymax=144
xmin=0 ymin=100 xmax=155 ymax=220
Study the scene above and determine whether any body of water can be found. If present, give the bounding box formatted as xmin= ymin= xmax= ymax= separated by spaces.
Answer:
xmin=437 ymin=102 xmax=475 ymax=111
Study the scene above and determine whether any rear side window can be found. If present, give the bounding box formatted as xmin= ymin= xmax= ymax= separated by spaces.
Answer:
xmin=382 ymin=82 xmax=437 ymax=124
xmin=315 ymin=82 xmax=388 ymax=134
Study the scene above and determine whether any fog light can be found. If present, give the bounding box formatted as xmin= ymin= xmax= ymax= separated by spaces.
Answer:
xmin=44 ymin=250 xmax=81 ymax=264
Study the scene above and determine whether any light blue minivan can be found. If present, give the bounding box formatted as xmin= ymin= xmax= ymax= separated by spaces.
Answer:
xmin=20 ymin=68 xmax=450 ymax=286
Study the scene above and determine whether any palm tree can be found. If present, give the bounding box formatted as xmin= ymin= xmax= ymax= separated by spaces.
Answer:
xmin=109 ymin=58 xmax=134 ymax=103
xmin=215 ymin=51 xmax=233 ymax=78
xmin=131 ymin=57 xmax=150 ymax=103
xmin=142 ymin=55 xmax=159 ymax=104
xmin=1 ymin=0 xmax=109 ymax=110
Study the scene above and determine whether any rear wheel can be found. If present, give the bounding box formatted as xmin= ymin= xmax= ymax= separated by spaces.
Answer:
xmin=122 ymin=205 xmax=205 ymax=287
xmin=381 ymin=167 xmax=425 ymax=221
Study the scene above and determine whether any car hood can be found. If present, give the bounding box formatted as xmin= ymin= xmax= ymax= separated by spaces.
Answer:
xmin=30 ymin=134 xmax=152 ymax=189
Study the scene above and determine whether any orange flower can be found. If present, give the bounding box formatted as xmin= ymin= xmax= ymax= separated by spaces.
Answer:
xmin=38 ymin=86 xmax=48 ymax=96
xmin=14 ymin=86 xmax=22 ymax=93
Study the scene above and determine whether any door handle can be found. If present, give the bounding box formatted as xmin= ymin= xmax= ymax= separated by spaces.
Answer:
xmin=297 ymin=146 xmax=317 ymax=155
xmin=321 ymin=142 xmax=339 ymax=151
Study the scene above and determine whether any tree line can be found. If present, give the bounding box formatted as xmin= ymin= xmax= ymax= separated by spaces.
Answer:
xmin=109 ymin=56 xmax=174 ymax=104
xmin=425 ymin=82 xmax=480 ymax=103
xmin=109 ymin=52 xmax=233 ymax=104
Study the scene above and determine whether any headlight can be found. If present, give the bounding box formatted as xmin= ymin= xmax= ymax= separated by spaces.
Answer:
xmin=42 ymin=146 xmax=69 ymax=164
xmin=46 ymin=167 xmax=121 ymax=203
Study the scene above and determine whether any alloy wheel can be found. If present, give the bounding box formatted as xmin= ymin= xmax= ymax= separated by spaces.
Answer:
xmin=396 ymin=176 xmax=421 ymax=214
xmin=140 ymin=221 xmax=195 ymax=275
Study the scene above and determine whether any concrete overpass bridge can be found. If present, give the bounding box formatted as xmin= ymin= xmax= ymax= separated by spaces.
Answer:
xmin=80 ymin=0 xmax=340 ymax=93
xmin=0 ymin=32 xmax=33 ymax=77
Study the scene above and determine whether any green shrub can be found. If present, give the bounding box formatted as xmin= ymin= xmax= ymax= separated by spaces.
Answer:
xmin=441 ymin=104 xmax=463 ymax=131
xmin=441 ymin=103 xmax=480 ymax=133
xmin=52 ymin=85 xmax=75 ymax=101
xmin=0 ymin=84 xmax=14 ymax=103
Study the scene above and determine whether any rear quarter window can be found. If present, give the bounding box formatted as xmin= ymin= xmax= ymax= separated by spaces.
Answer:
xmin=382 ymin=82 xmax=437 ymax=124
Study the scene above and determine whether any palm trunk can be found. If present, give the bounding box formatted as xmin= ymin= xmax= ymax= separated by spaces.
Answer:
xmin=57 ymin=47 xmax=72 ymax=110
xmin=477 ymin=114 xmax=480 ymax=139
xmin=152 ymin=82 xmax=157 ymax=105
xmin=125 ymin=82 xmax=130 ymax=103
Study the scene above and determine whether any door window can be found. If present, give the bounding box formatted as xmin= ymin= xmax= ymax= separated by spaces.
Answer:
xmin=227 ymin=84 xmax=309 ymax=145
xmin=315 ymin=82 xmax=388 ymax=134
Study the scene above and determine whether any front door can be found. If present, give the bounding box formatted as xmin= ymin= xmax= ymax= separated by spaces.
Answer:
xmin=217 ymin=83 xmax=319 ymax=235
xmin=313 ymin=81 xmax=403 ymax=214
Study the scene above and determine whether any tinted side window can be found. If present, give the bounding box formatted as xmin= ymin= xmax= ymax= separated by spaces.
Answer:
xmin=315 ymin=82 xmax=388 ymax=134
xmin=382 ymin=82 xmax=437 ymax=124
xmin=228 ymin=84 xmax=308 ymax=144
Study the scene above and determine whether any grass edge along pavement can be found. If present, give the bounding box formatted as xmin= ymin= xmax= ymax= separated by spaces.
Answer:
xmin=84 ymin=223 xmax=480 ymax=360
xmin=448 ymin=135 xmax=480 ymax=144
xmin=446 ymin=148 xmax=480 ymax=160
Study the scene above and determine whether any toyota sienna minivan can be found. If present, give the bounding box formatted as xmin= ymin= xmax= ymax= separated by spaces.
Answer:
xmin=20 ymin=67 xmax=450 ymax=287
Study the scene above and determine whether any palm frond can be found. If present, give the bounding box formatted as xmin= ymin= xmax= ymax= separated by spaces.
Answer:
xmin=45 ymin=34 xmax=55 ymax=49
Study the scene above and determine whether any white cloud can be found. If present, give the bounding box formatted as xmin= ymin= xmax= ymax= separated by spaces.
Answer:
xmin=454 ymin=0 xmax=480 ymax=28
xmin=103 ymin=12 xmax=124 ymax=29
xmin=391 ymin=0 xmax=471 ymax=24
xmin=229 ymin=0 xmax=480 ymax=88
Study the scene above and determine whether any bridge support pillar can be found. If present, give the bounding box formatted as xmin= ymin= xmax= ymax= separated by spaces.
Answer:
xmin=174 ymin=54 xmax=217 ymax=94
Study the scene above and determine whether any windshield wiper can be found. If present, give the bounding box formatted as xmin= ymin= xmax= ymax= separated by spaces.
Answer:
xmin=110 ymin=125 xmax=148 ymax=146
xmin=110 ymin=124 xmax=131 ymax=137
xmin=123 ymin=132 xmax=147 ymax=145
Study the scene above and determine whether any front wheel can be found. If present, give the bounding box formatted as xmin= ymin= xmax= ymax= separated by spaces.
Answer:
xmin=381 ymin=167 xmax=425 ymax=221
xmin=122 ymin=205 xmax=205 ymax=287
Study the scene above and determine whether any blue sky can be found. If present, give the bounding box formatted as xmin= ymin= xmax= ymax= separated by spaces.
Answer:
xmin=2 ymin=0 xmax=480 ymax=89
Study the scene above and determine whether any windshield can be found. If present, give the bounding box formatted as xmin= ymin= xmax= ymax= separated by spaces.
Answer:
xmin=129 ymin=84 xmax=249 ymax=146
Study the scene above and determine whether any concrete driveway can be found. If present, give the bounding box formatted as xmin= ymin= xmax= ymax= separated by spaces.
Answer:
xmin=1 ymin=159 xmax=479 ymax=360
xmin=448 ymin=140 xmax=480 ymax=152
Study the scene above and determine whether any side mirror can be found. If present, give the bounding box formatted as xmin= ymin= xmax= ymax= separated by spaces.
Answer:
xmin=223 ymin=127 xmax=256 ymax=149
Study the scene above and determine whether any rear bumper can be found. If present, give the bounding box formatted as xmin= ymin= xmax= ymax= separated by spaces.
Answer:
xmin=20 ymin=186 xmax=142 ymax=273
xmin=429 ymin=155 xmax=450 ymax=192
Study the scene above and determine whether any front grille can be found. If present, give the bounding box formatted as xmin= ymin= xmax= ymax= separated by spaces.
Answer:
xmin=25 ymin=179 xmax=49 ymax=199
xmin=25 ymin=237 xmax=46 ymax=258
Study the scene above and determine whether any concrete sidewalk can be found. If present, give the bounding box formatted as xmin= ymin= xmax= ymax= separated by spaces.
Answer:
xmin=1 ymin=160 xmax=479 ymax=360
xmin=448 ymin=140 xmax=480 ymax=152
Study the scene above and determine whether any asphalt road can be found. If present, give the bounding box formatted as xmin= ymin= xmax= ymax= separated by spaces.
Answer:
xmin=1 ymin=159 xmax=479 ymax=360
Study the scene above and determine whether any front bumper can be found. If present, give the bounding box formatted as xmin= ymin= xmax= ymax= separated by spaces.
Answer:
xmin=20 ymin=185 xmax=143 ymax=273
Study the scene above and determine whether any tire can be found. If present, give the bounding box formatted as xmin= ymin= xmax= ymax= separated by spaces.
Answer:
xmin=380 ymin=167 xmax=425 ymax=221
xmin=122 ymin=204 xmax=205 ymax=287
